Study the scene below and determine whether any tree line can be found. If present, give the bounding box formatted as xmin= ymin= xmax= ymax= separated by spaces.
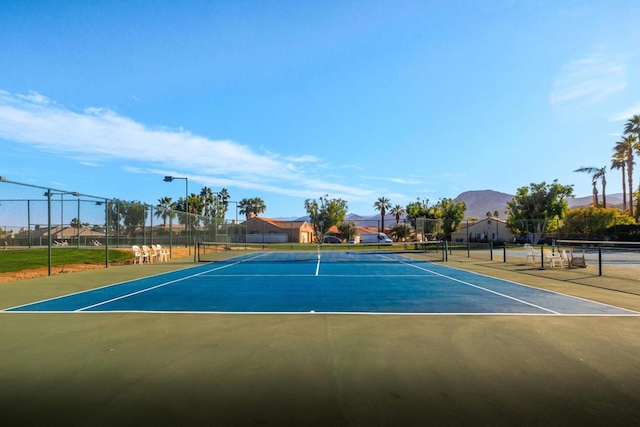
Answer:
xmin=575 ymin=114 xmax=640 ymax=216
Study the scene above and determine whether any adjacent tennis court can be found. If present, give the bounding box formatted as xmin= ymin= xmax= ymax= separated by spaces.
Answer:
xmin=5 ymin=250 xmax=637 ymax=315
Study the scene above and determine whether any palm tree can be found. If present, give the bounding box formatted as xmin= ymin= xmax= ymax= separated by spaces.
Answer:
xmin=389 ymin=204 xmax=405 ymax=225
xmin=238 ymin=197 xmax=266 ymax=220
xmin=624 ymin=115 xmax=640 ymax=216
xmin=620 ymin=134 xmax=638 ymax=217
xmin=187 ymin=193 xmax=203 ymax=228
xmin=373 ymin=197 xmax=391 ymax=232
xmin=624 ymin=114 xmax=640 ymax=139
xmin=250 ymin=197 xmax=266 ymax=217
xmin=199 ymin=187 xmax=214 ymax=217
xmin=573 ymin=166 xmax=607 ymax=207
xmin=155 ymin=196 xmax=174 ymax=229
xmin=612 ymin=142 xmax=628 ymax=212
xmin=218 ymin=188 xmax=230 ymax=221
xmin=238 ymin=198 xmax=252 ymax=220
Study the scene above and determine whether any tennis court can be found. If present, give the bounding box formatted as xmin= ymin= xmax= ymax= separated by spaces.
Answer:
xmin=3 ymin=251 xmax=640 ymax=425
xmin=5 ymin=250 xmax=637 ymax=315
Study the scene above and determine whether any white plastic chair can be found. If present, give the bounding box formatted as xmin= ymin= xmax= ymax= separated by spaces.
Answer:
xmin=132 ymin=245 xmax=145 ymax=264
xmin=151 ymin=245 xmax=165 ymax=262
xmin=559 ymin=250 xmax=570 ymax=268
xmin=525 ymin=246 xmax=536 ymax=264
xmin=142 ymin=245 xmax=156 ymax=263
xmin=570 ymin=249 xmax=587 ymax=268
xmin=544 ymin=249 xmax=563 ymax=268
xmin=156 ymin=244 xmax=169 ymax=262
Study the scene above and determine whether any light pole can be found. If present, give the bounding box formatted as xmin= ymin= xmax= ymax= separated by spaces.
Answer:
xmin=163 ymin=176 xmax=189 ymax=254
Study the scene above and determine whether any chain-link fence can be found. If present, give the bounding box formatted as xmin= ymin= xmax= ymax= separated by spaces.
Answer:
xmin=505 ymin=217 xmax=640 ymax=243
xmin=445 ymin=240 xmax=640 ymax=295
xmin=0 ymin=178 xmax=234 ymax=274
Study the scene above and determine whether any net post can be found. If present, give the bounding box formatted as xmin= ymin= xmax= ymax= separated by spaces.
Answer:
xmin=490 ymin=241 xmax=493 ymax=261
xmin=503 ymin=242 xmax=506 ymax=262
xmin=598 ymin=246 xmax=602 ymax=276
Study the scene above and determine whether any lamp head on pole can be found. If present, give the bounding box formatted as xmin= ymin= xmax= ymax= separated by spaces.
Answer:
xmin=163 ymin=176 xmax=174 ymax=182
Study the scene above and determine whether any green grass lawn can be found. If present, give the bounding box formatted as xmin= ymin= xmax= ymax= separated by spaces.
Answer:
xmin=0 ymin=248 xmax=132 ymax=273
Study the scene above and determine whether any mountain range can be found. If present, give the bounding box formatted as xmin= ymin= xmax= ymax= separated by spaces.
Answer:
xmin=454 ymin=190 xmax=625 ymax=220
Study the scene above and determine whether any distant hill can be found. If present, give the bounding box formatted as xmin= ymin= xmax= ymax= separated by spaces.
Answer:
xmin=455 ymin=190 xmax=626 ymax=220
xmin=567 ymin=194 xmax=624 ymax=209
xmin=454 ymin=190 xmax=514 ymax=219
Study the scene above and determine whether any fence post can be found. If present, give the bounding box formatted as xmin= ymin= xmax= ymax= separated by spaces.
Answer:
xmin=46 ymin=189 xmax=52 ymax=276
xmin=598 ymin=247 xmax=602 ymax=276
xmin=104 ymin=200 xmax=109 ymax=268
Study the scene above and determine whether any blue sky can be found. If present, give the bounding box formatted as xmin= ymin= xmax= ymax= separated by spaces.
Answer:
xmin=1 ymin=0 xmax=639 ymax=219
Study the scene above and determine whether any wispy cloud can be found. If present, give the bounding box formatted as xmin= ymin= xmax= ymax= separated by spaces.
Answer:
xmin=360 ymin=175 xmax=422 ymax=185
xmin=0 ymin=91 xmax=371 ymax=200
xmin=15 ymin=90 xmax=52 ymax=105
xmin=608 ymin=104 xmax=640 ymax=122
xmin=388 ymin=177 xmax=421 ymax=185
xmin=551 ymin=49 xmax=627 ymax=106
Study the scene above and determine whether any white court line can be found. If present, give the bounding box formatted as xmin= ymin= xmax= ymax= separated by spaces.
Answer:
xmin=0 ymin=262 xmax=220 ymax=312
xmin=199 ymin=274 xmax=433 ymax=277
xmin=423 ymin=261 xmax=640 ymax=315
xmin=5 ymin=309 xmax=638 ymax=316
xmin=315 ymin=252 xmax=321 ymax=276
xmin=75 ymin=262 xmax=241 ymax=312
xmin=402 ymin=261 xmax=562 ymax=314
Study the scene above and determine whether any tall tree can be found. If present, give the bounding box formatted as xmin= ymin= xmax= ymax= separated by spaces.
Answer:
xmin=217 ymin=188 xmax=230 ymax=221
xmin=620 ymin=135 xmax=638 ymax=217
xmin=117 ymin=200 xmax=148 ymax=238
xmin=624 ymin=114 xmax=640 ymax=217
xmin=373 ymin=197 xmax=391 ymax=232
xmin=505 ymin=180 xmax=574 ymax=242
xmin=405 ymin=198 xmax=433 ymax=227
xmin=434 ymin=198 xmax=467 ymax=239
xmin=389 ymin=204 xmax=405 ymax=225
xmin=624 ymin=114 xmax=640 ymax=140
xmin=304 ymin=195 xmax=348 ymax=243
xmin=611 ymin=142 xmax=628 ymax=212
xmin=199 ymin=187 xmax=215 ymax=217
xmin=155 ymin=196 xmax=174 ymax=229
xmin=238 ymin=198 xmax=251 ymax=220
xmin=573 ymin=166 xmax=607 ymax=207
xmin=238 ymin=197 xmax=267 ymax=220
xmin=187 ymin=193 xmax=204 ymax=229
xmin=250 ymin=197 xmax=266 ymax=217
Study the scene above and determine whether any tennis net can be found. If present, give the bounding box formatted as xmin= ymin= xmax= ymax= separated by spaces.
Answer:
xmin=196 ymin=242 xmax=445 ymax=263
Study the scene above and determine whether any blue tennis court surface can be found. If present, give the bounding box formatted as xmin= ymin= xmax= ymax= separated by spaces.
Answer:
xmin=4 ymin=253 xmax=638 ymax=315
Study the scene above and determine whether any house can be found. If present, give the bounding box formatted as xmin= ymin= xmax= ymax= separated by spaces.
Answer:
xmin=450 ymin=217 xmax=515 ymax=244
xmin=17 ymin=225 xmax=107 ymax=246
xmin=245 ymin=217 xmax=315 ymax=243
